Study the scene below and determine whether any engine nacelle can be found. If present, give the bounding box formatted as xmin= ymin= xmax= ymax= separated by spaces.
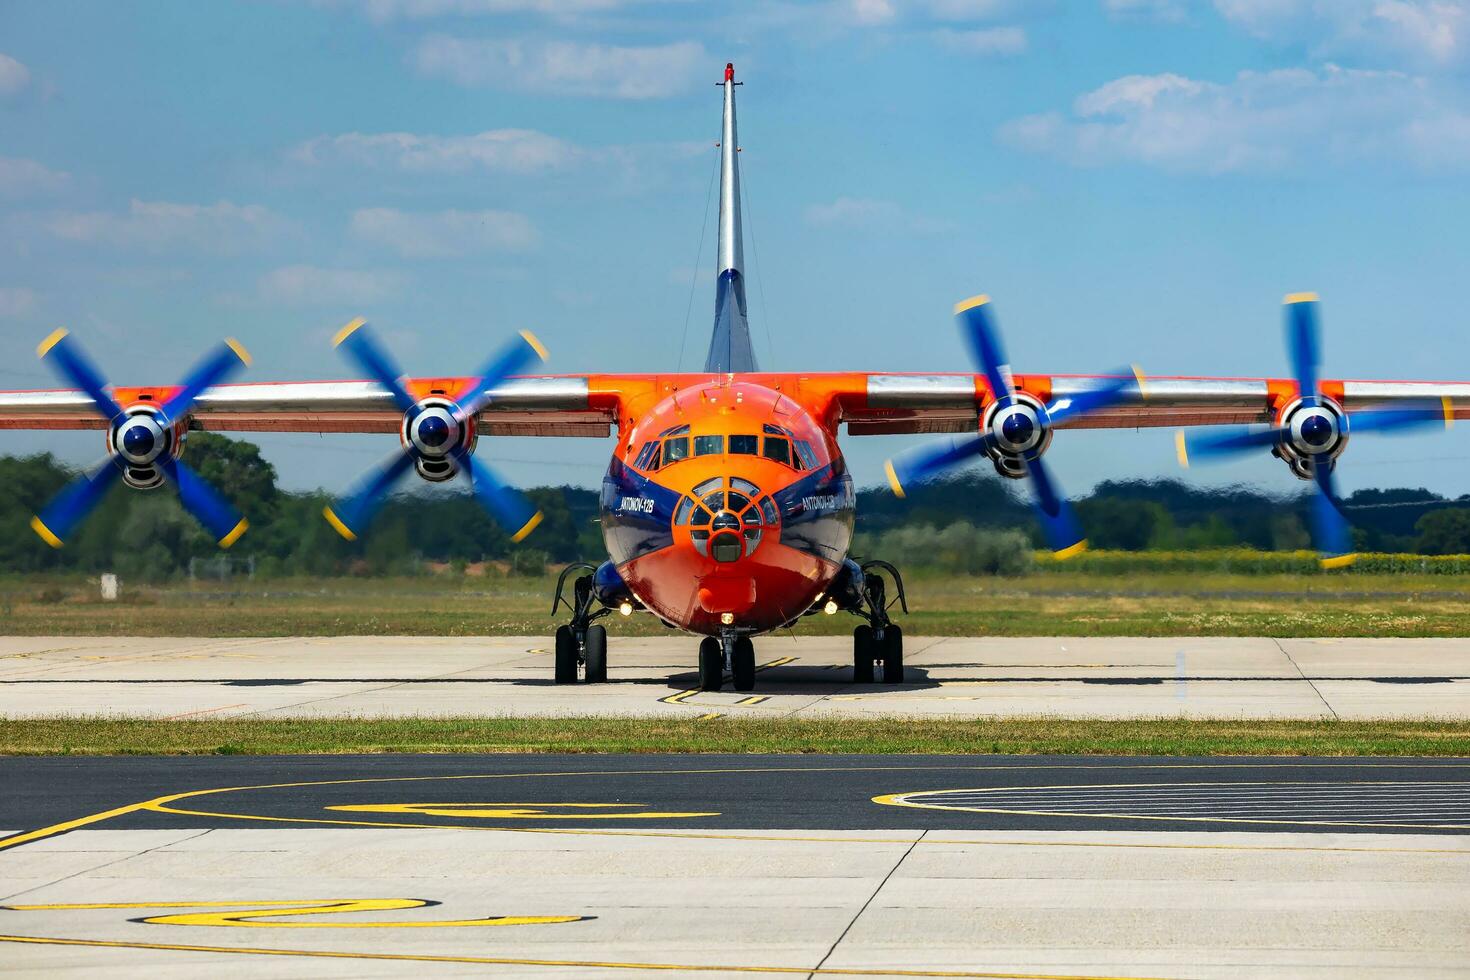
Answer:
xmin=105 ymin=405 xmax=187 ymax=490
xmin=1273 ymin=396 xmax=1348 ymax=481
xmin=400 ymin=397 xmax=476 ymax=483
xmin=981 ymin=392 xmax=1053 ymax=480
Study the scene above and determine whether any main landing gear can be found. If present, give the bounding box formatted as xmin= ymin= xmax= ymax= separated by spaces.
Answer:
xmin=551 ymin=563 xmax=610 ymax=684
xmin=698 ymin=633 xmax=756 ymax=692
xmin=846 ymin=560 xmax=908 ymax=684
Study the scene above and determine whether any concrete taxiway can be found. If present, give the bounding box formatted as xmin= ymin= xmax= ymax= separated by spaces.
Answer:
xmin=1 ymin=755 xmax=1468 ymax=979
xmin=1 ymin=634 xmax=1468 ymax=719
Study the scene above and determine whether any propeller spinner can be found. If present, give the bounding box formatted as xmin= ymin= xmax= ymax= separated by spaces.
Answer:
xmin=30 ymin=329 xmax=251 ymax=549
xmin=885 ymin=295 xmax=1145 ymax=558
xmin=322 ymin=318 xmax=548 ymax=544
xmin=1177 ymin=293 xmax=1451 ymax=568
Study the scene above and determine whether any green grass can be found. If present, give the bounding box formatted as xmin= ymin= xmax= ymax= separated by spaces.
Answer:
xmin=3 ymin=565 xmax=1470 ymax=637
xmin=4 ymin=717 xmax=1468 ymax=757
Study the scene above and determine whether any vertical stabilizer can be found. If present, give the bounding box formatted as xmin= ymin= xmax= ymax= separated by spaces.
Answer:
xmin=703 ymin=63 xmax=758 ymax=374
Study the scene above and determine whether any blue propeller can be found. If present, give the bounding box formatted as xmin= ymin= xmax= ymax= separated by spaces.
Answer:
xmin=1177 ymin=293 xmax=1451 ymax=567
xmin=885 ymin=295 xmax=1144 ymax=558
xmin=30 ymin=329 xmax=251 ymax=549
xmin=322 ymin=319 xmax=547 ymax=543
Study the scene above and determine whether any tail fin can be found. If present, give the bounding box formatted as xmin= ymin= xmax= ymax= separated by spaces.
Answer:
xmin=704 ymin=63 xmax=758 ymax=374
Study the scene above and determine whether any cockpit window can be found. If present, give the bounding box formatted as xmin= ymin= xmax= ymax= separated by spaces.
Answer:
xmin=633 ymin=441 xmax=659 ymax=470
xmin=692 ymin=477 xmax=723 ymax=497
xmin=701 ymin=491 xmax=725 ymax=512
xmin=664 ymin=436 xmax=689 ymax=463
xmin=674 ymin=496 xmax=695 ymax=525
xmin=661 ymin=423 xmax=690 ymax=437
xmin=690 ymin=506 xmax=711 ymax=526
xmin=761 ymin=436 xmax=790 ymax=466
xmin=762 ymin=423 xmax=784 ymax=435
xmin=730 ymin=434 xmax=758 ymax=455
xmin=730 ymin=477 xmax=760 ymax=497
xmin=793 ymin=439 xmax=819 ymax=470
xmin=694 ymin=434 xmax=724 ymax=456
xmin=726 ymin=491 xmax=750 ymax=512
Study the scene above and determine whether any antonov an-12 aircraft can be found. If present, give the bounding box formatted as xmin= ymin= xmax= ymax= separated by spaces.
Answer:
xmin=3 ymin=64 xmax=1466 ymax=691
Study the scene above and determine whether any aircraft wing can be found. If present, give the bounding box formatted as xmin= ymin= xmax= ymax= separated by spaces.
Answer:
xmin=2 ymin=371 xmax=1468 ymax=438
xmin=831 ymin=373 xmax=1470 ymax=435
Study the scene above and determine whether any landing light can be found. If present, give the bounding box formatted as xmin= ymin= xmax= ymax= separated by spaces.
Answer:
xmin=619 ymin=601 xmax=633 ymax=617
xmin=720 ymin=612 xmax=735 ymax=626
xmin=823 ymin=599 xmax=839 ymax=615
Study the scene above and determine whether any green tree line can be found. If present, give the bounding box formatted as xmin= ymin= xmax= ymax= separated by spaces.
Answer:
xmin=2 ymin=436 xmax=1469 ymax=578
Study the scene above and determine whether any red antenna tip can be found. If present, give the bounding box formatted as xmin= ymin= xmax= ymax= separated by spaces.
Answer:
xmin=725 ymin=63 xmax=734 ymax=82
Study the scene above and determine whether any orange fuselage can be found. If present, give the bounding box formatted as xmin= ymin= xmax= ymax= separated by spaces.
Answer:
xmin=600 ymin=380 xmax=854 ymax=636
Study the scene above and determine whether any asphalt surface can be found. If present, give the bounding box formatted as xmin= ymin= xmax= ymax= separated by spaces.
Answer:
xmin=3 ymin=754 xmax=1468 ymax=840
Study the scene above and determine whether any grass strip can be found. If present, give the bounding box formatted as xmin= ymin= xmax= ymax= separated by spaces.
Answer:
xmin=2 ymin=717 xmax=1468 ymax=757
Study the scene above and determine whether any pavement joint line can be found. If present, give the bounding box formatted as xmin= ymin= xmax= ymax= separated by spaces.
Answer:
xmin=0 ymin=827 xmax=213 ymax=906
xmin=1275 ymin=638 xmax=1338 ymax=720
xmin=0 ymin=933 xmax=1173 ymax=978
xmin=808 ymin=829 xmax=925 ymax=980
xmin=6 ymin=763 xmax=1470 ymax=855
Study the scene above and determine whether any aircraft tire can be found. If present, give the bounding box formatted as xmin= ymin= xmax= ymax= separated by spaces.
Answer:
xmin=881 ymin=625 xmax=904 ymax=684
xmin=554 ymin=626 xmax=578 ymax=684
xmin=584 ymin=625 xmax=608 ymax=684
xmin=852 ymin=625 xmax=875 ymax=684
xmin=731 ymin=636 xmax=756 ymax=691
xmin=698 ymin=636 xmax=723 ymax=691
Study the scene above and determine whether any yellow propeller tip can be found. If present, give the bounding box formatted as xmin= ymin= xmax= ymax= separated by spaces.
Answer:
xmin=520 ymin=330 xmax=549 ymax=362
xmin=36 ymin=328 xmax=68 ymax=359
xmin=225 ymin=338 xmax=252 ymax=368
xmin=1283 ymin=291 xmax=1319 ymax=305
xmin=218 ymin=518 xmax=249 ymax=549
xmin=953 ymin=294 xmax=991 ymax=315
xmin=1174 ymin=430 xmax=1189 ymax=469
xmin=511 ymin=510 xmax=544 ymax=543
xmin=332 ymin=318 xmax=367 ymax=348
xmin=30 ymin=516 xmax=63 ymax=549
xmin=1131 ymin=364 xmax=1148 ymax=400
xmin=1320 ymin=553 xmax=1357 ymax=570
xmin=884 ymin=460 xmax=905 ymax=499
xmin=322 ymin=506 xmax=357 ymax=541
xmin=1053 ymin=540 xmax=1088 ymax=561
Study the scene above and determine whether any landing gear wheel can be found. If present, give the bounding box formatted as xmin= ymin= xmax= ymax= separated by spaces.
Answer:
xmin=584 ymin=625 xmax=608 ymax=684
xmin=852 ymin=625 xmax=875 ymax=684
xmin=731 ymin=637 xmax=756 ymax=692
xmin=881 ymin=625 xmax=904 ymax=684
xmin=554 ymin=625 xmax=578 ymax=685
xmin=698 ymin=636 xmax=723 ymax=691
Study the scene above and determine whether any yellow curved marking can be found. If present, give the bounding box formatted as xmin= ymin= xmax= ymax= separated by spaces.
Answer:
xmin=1131 ymin=364 xmax=1148 ymax=400
xmin=0 ymin=934 xmax=1160 ymax=979
xmin=332 ymin=317 xmax=366 ymax=348
xmin=218 ymin=518 xmax=249 ymax=549
xmin=7 ymin=763 xmax=1470 ymax=856
xmin=1444 ymin=396 xmax=1455 ymax=427
xmin=874 ymin=780 xmax=1470 ymax=831
xmin=1320 ymin=553 xmax=1357 ymax=570
xmin=884 ymin=459 xmax=905 ymax=498
xmin=225 ymin=338 xmax=253 ymax=367
xmin=36 ymin=328 xmax=68 ymax=358
xmin=1052 ymin=540 xmax=1087 ymax=560
xmin=519 ymin=329 xmax=549 ymax=362
xmin=1 ymin=899 xmax=581 ymax=929
xmin=29 ymin=516 xmax=62 ymax=549
xmin=1283 ymin=291 xmax=1319 ymax=305
xmin=1174 ymin=430 xmax=1189 ymax=469
xmin=953 ymin=294 xmax=990 ymax=315
xmin=322 ymin=505 xmax=356 ymax=541
xmin=326 ymin=802 xmax=718 ymax=820
xmin=510 ymin=509 xmax=543 ymax=543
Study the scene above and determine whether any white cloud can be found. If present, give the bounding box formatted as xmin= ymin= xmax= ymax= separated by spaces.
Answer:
xmin=0 ymin=156 xmax=69 ymax=197
xmin=837 ymin=0 xmax=1011 ymax=23
xmin=1000 ymin=64 xmax=1470 ymax=174
xmin=1106 ymin=0 xmax=1189 ymax=22
xmin=1215 ymin=0 xmax=1470 ymax=67
xmin=0 ymin=54 xmax=29 ymax=97
xmin=345 ymin=0 xmax=658 ymax=21
xmin=45 ymin=199 xmax=291 ymax=250
xmin=349 ymin=207 xmax=538 ymax=257
xmin=932 ymin=25 xmax=1027 ymax=54
xmin=0 ymin=287 xmax=37 ymax=317
xmin=805 ymin=196 xmax=948 ymax=232
xmin=258 ymin=265 xmax=403 ymax=306
xmin=847 ymin=0 xmax=897 ymax=25
xmin=290 ymin=129 xmax=580 ymax=174
xmin=412 ymin=36 xmax=706 ymax=98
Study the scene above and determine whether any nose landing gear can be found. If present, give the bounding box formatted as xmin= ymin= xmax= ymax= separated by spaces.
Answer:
xmin=698 ymin=632 xmax=755 ymax=692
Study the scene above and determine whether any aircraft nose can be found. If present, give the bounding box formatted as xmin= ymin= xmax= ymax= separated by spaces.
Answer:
xmin=709 ymin=511 xmax=743 ymax=563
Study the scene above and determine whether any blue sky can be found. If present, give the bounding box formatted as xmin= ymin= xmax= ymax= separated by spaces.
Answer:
xmin=4 ymin=0 xmax=1470 ymax=500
